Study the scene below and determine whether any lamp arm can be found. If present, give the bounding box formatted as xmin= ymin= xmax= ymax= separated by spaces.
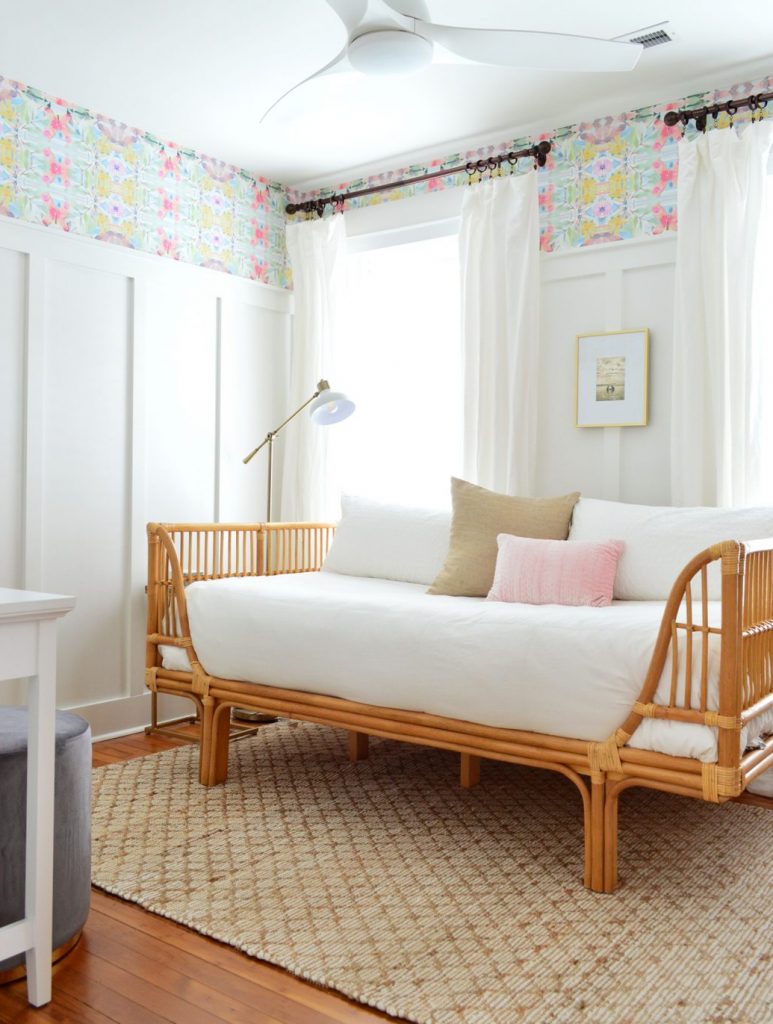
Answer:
xmin=242 ymin=386 xmax=322 ymax=464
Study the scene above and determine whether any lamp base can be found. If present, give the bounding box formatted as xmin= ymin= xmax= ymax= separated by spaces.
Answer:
xmin=231 ymin=707 xmax=278 ymax=725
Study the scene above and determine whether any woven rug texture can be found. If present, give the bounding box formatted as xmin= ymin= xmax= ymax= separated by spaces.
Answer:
xmin=91 ymin=721 xmax=773 ymax=1024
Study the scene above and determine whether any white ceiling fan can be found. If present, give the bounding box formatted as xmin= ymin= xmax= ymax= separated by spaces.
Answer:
xmin=260 ymin=0 xmax=645 ymax=122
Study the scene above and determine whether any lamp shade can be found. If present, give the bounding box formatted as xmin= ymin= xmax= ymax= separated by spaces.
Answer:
xmin=309 ymin=388 xmax=355 ymax=426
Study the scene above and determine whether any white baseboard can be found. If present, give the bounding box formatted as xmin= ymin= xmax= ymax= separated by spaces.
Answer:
xmin=63 ymin=692 xmax=195 ymax=742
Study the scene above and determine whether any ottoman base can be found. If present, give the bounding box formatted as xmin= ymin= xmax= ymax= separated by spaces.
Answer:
xmin=0 ymin=931 xmax=83 ymax=986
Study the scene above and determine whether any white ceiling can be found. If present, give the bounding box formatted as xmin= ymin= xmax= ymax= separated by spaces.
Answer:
xmin=0 ymin=1 xmax=770 ymax=187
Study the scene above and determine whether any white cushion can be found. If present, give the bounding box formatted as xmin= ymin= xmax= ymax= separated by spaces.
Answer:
xmin=322 ymin=495 xmax=451 ymax=585
xmin=568 ymin=497 xmax=773 ymax=600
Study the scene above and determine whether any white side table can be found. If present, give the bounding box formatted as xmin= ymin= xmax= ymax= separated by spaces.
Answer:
xmin=0 ymin=588 xmax=75 ymax=1006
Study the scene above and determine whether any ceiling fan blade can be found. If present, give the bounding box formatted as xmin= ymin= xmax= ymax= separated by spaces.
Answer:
xmin=418 ymin=23 xmax=643 ymax=72
xmin=380 ymin=0 xmax=431 ymax=20
xmin=325 ymin=0 xmax=369 ymax=36
xmin=259 ymin=49 xmax=353 ymax=124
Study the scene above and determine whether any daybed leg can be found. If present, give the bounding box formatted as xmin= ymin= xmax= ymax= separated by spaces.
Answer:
xmin=589 ymin=775 xmax=606 ymax=893
xmin=603 ymin=782 xmax=621 ymax=894
xmin=460 ymin=753 xmax=480 ymax=789
xmin=200 ymin=697 xmax=231 ymax=786
xmin=347 ymin=731 xmax=369 ymax=762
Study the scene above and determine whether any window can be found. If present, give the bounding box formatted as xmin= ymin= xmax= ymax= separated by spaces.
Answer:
xmin=333 ymin=232 xmax=462 ymax=508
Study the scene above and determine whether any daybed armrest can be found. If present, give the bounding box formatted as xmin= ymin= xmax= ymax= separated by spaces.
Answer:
xmin=617 ymin=538 xmax=773 ymax=801
xmin=145 ymin=521 xmax=336 ymax=673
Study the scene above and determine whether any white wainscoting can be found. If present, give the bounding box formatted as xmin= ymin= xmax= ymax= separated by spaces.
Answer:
xmin=0 ymin=218 xmax=291 ymax=737
xmin=538 ymin=234 xmax=677 ymax=504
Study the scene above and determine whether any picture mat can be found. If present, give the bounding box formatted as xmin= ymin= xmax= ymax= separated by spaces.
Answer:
xmin=576 ymin=330 xmax=648 ymax=427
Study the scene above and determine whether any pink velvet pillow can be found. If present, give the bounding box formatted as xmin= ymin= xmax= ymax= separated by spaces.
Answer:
xmin=487 ymin=534 xmax=624 ymax=607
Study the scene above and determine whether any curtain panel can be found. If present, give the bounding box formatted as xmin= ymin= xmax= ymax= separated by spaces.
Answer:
xmin=670 ymin=121 xmax=773 ymax=507
xmin=280 ymin=216 xmax=347 ymax=522
xmin=459 ymin=171 xmax=540 ymax=496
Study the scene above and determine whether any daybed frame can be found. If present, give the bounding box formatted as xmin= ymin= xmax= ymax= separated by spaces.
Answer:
xmin=146 ymin=521 xmax=773 ymax=893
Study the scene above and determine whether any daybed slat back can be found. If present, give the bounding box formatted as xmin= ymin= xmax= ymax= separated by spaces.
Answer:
xmin=263 ymin=523 xmax=336 ymax=575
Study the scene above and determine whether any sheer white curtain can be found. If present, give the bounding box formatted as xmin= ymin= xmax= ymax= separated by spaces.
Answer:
xmin=460 ymin=170 xmax=540 ymax=496
xmin=670 ymin=121 xmax=773 ymax=507
xmin=279 ymin=215 xmax=346 ymax=522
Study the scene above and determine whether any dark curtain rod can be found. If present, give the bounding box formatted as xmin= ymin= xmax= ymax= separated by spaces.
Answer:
xmin=286 ymin=140 xmax=552 ymax=216
xmin=663 ymin=90 xmax=772 ymax=131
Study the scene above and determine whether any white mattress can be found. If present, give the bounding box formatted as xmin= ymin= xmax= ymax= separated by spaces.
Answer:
xmin=161 ymin=572 xmax=773 ymax=783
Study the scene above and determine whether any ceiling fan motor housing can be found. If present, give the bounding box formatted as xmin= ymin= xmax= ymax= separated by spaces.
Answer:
xmin=348 ymin=30 xmax=433 ymax=75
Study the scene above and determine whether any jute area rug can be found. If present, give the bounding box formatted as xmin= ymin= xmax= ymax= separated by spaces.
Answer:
xmin=92 ymin=721 xmax=773 ymax=1024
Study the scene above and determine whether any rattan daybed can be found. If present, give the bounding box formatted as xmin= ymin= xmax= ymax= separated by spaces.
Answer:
xmin=145 ymin=520 xmax=773 ymax=893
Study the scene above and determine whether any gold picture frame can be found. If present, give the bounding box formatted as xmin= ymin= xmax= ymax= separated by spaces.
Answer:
xmin=575 ymin=328 xmax=649 ymax=428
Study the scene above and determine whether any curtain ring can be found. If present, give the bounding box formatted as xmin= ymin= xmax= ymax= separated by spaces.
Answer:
xmin=680 ymin=111 xmax=689 ymax=136
xmin=507 ymin=151 xmax=518 ymax=167
xmin=726 ymin=101 xmax=737 ymax=126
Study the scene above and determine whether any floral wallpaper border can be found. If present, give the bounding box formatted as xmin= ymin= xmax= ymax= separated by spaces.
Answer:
xmin=287 ymin=75 xmax=773 ymax=254
xmin=1 ymin=72 xmax=770 ymax=286
xmin=0 ymin=76 xmax=290 ymax=288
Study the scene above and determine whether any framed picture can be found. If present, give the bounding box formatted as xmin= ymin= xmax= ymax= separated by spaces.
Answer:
xmin=575 ymin=328 xmax=649 ymax=428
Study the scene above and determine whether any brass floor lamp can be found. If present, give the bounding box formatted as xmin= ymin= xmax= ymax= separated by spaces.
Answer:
xmin=234 ymin=379 xmax=355 ymax=725
xmin=243 ymin=378 xmax=355 ymax=521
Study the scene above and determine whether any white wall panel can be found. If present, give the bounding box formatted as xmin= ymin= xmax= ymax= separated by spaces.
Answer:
xmin=219 ymin=302 xmax=290 ymax=522
xmin=144 ymin=279 xmax=218 ymax=523
xmin=619 ymin=263 xmax=675 ymax=505
xmin=536 ymin=273 xmax=608 ymax=500
xmin=0 ymin=247 xmax=25 ymax=589
xmin=41 ymin=262 xmax=131 ymax=708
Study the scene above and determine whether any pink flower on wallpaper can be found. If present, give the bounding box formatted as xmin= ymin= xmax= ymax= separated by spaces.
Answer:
xmin=157 ymin=189 xmax=179 ymax=219
xmin=42 ymin=149 xmax=71 ymax=187
xmin=252 ymin=221 xmax=266 ymax=245
xmin=652 ymin=160 xmax=677 ymax=195
xmin=159 ymin=149 xmax=181 ymax=180
xmin=654 ymin=108 xmax=682 ymax=150
xmin=41 ymin=193 xmax=69 ymax=229
xmin=651 ymin=203 xmax=677 ymax=233
xmin=539 ymin=225 xmax=555 ymax=253
xmin=251 ymin=187 xmax=268 ymax=211
xmin=156 ymin=227 xmax=179 ymax=258
xmin=251 ymin=257 xmax=268 ymax=282
xmin=43 ymin=108 xmax=72 ymax=143
xmin=538 ymin=183 xmax=554 ymax=212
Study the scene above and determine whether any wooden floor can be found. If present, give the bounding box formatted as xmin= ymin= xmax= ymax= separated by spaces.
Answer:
xmin=0 ymin=729 xmax=395 ymax=1024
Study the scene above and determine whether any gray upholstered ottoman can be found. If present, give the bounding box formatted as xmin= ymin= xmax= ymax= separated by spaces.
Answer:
xmin=0 ymin=707 xmax=91 ymax=979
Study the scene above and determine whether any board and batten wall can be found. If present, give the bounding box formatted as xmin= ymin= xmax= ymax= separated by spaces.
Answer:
xmin=0 ymin=217 xmax=291 ymax=738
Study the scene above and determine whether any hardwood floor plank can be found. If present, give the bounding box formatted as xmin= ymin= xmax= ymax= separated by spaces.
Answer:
xmin=90 ymin=892 xmax=390 ymax=1023
xmin=86 ymin=911 xmax=337 ymax=1024
xmin=84 ymin=923 xmax=292 ymax=1024
xmin=52 ymin=961 xmax=172 ymax=1024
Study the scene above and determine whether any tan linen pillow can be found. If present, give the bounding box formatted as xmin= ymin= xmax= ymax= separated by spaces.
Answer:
xmin=428 ymin=478 xmax=580 ymax=598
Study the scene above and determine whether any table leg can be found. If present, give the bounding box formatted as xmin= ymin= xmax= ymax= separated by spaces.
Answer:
xmin=24 ymin=619 xmax=56 ymax=1006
